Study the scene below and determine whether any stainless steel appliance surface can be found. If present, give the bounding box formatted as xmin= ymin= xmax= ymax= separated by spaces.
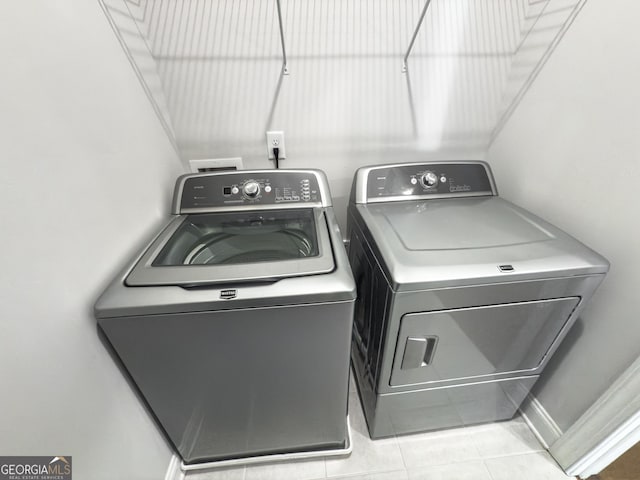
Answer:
xmin=95 ymin=169 xmax=355 ymax=467
xmin=347 ymin=161 xmax=609 ymax=439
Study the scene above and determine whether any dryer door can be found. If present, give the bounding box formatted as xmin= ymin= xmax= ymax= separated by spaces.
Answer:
xmin=126 ymin=208 xmax=334 ymax=286
xmin=390 ymin=297 xmax=579 ymax=387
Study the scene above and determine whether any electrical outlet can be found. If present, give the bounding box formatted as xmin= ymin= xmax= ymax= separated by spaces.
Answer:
xmin=266 ymin=131 xmax=286 ymax=159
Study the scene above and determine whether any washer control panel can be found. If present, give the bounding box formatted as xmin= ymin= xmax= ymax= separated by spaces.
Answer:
xmin=178 ymin=171 xmax=322 ymax=210
xmin=364 ymin=162 xmax=495 ymax=202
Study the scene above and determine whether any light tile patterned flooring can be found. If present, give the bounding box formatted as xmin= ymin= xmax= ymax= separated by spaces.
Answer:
xmin=185 ymin=377 xmax=573 ymax=480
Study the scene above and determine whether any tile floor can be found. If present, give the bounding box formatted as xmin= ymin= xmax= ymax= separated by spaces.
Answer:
xmin=185 ymin=377 xmax=573 ymax=480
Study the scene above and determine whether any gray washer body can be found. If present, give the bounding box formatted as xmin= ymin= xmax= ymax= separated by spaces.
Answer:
xmin=95 ymin=170 xmax=355 ymax=465
xmin=347 ymin=161 xmax=608 ymax=438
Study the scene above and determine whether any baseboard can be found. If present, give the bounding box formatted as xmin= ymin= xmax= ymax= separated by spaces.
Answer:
xmin=551 ymin=356 xmax=640 ymax=478
xmin=164 ymin=454 xmax=184 ymax=480
xmin=569 ymin=410 xmax=640 ymax=478
xmin=519 ymin=392 xmax=563 ymax=449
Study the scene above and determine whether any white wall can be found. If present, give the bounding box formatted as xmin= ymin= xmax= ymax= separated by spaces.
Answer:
xmin=486 ymin=0 xmax=640 ymax=440
xmin=0 ymin=2 xmax=182 ymax=479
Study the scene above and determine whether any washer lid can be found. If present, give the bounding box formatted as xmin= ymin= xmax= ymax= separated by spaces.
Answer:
xmin=126 ymin=208 xmax=335 ymax=287
xmin=357 ymin=197 xmax=609 ymax=290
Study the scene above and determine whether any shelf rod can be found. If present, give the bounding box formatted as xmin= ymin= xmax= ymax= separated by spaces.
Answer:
xmin=275 ymin=0 xmax=289 ymax=75
xmin=403 ymin=0 xmax=433 ymax=73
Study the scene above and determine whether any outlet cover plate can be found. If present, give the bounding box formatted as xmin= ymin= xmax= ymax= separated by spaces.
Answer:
xmin=266 ymin=131 xmax=286 ymax=159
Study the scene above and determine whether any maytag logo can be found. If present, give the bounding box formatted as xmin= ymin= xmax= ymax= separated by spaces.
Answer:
xmin=449 ymin=184 xmax=471 ymax=193
xmin=0 ymin=456 xmax=71 ymax=480
xmin=220 ymin=289 xmax=237 ymax=300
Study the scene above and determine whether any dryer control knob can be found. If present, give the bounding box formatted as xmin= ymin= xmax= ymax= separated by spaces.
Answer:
xmin=243 ymin=181 xmax=261 ymax=198
xmin=420 ymin=172 xmax=439 ymax=188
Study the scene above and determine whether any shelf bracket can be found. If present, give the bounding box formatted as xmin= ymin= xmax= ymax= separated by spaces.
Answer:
xmin=403 ymin=0 xmax=433 ymax=73
xmin=276 ymin=0 xmax=289 ymax=75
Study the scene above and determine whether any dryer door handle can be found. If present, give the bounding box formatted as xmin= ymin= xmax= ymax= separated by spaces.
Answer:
xmin=401 ymin=336 xmax=438 ymax=369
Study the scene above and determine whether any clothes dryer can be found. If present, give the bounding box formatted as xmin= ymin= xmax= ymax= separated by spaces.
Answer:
xmin=347 ymin=161 xmax=608 ymax=438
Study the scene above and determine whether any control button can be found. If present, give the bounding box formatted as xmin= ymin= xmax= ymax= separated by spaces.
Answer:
xmin=231 ymin=186 xmax=239 ymax=195
xmin=440 ymin=176 xmax=447 ymax=183
xmin=264 ymin=185 xmax=272 ymax=193
xmin=420 ymin=172 xmax=439 ymax=188
xmin=410 ymin=177 xmax=418 ymax=185
xmin=243 ymin=181 xmax=260 ymax=198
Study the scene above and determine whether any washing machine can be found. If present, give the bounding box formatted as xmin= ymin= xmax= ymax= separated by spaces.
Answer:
xmin=95 ymin=169 xmax=355 ymax=468
xmin=347 ymin=161 xmax=609 ymax=439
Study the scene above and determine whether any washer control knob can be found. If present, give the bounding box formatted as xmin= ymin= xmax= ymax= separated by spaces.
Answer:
xmin=243 ymin=181 xmax=260 ymax=198
xmin=420 ymin=172 xmax=439 ymax=188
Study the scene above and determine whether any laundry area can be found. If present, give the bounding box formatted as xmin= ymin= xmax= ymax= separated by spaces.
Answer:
xmin=1 ymin=1 xmax=639 ymax=480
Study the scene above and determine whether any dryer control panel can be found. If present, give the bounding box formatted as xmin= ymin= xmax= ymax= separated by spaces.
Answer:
xmin=355 ymin=162 xmax=497 ymax=204
xmin=174 ymin=170 xmax=330 ymax=213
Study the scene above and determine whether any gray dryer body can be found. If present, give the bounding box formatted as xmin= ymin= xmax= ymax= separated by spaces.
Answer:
xmin=95 ymin=170 xmax=355 ymax=465
xmin=347 ymin=161 xmax=608 ymax=438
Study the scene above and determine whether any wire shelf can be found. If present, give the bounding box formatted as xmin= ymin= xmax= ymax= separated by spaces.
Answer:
xmin=100 ymin=0 xmax=587 ymax=158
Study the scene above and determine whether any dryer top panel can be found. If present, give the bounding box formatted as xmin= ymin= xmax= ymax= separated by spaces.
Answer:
xmin=351 ymin=161 xmax=497 ymax=204
xmin=380 ymin=197 xmax=551 ymax=251
xmin=354 ymin=196 xmax=609 ymax=290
